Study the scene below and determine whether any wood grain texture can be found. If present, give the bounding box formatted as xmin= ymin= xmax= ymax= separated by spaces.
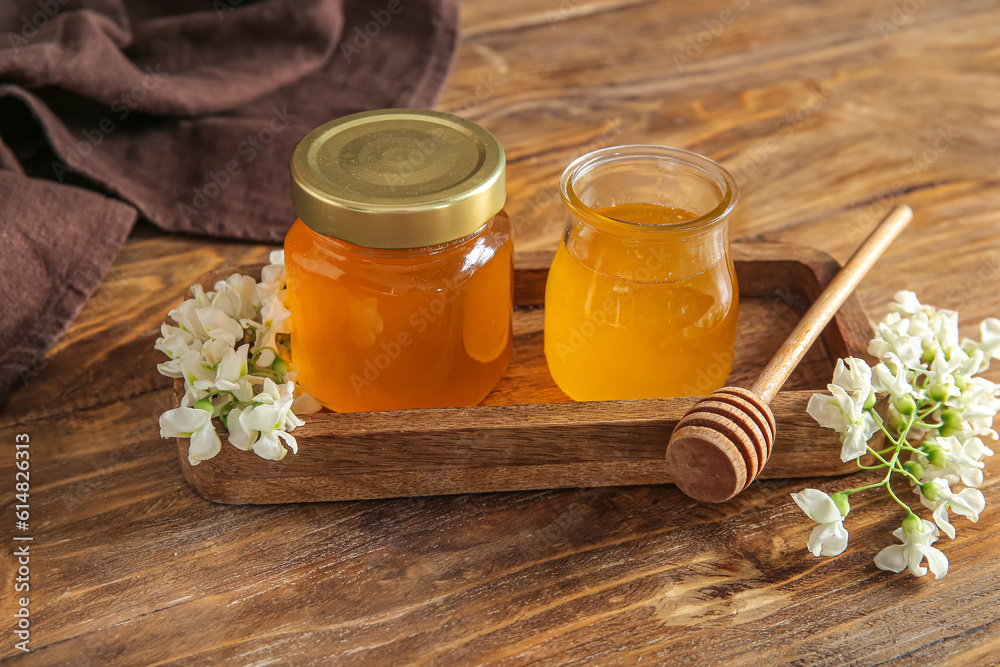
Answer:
xmin=3 ymin=0 xmax=1000 ymax=663
xmin=176 ymin=244 xmax=877 ymax=504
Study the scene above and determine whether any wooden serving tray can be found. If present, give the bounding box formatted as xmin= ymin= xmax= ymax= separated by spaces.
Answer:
xmin=174 ymin=243 xmax=876 ymax=504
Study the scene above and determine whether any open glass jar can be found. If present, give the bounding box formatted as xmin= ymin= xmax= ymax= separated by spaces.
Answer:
xmin=284 ymin=110 xmax=513 ymax=413
xmin=544 ymin=145 xmax=739 ymax=401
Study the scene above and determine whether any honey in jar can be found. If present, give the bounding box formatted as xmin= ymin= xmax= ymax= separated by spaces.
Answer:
xmin=544 ymin=146 xmax=739 ymax=401
xmin=285 ymin=109 xmax=512 ymax=412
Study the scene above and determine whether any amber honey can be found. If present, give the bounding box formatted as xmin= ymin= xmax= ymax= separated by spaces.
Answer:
xmin=286 ymin=216 xmax=512 ymax=412
xmin=544 ymin=147 xmax=740 ymax=401
xmin=545 ymin=203 xmax=738 ymax=400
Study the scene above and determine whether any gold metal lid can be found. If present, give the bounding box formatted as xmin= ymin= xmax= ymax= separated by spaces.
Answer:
xmin=290 ymin=109 xmax=506 ymax=249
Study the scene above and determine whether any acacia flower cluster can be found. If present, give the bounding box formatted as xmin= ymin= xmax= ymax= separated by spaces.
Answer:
xmin=156 ymin=251 xmax=321 ymax=465
xmin=793 ymin=291 xmax=999 ymax=578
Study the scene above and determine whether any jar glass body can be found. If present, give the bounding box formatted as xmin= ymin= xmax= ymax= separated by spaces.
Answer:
xmin=285 ymin=211 xmax=513 ymax=412
xmin=544 ymin=146 xmax=739 ymax=400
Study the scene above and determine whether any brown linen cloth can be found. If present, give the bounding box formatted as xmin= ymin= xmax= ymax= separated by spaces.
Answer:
xmin=0 ymin=0 xmax=459 ymax=400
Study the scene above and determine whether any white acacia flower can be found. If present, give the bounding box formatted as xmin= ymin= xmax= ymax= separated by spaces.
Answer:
xmin=213 ymin=273 xmax=258 ymax=320
xmin=874 ymin=518 xmax=948 ymax=579
xmin=225 ymin=406 xmax=257 ymax=451
xmin=979 ymin=317 xmax=1000 ymax=362
xmin=156 ymin=258 xmax=313 ymax=466
xmin=917 ymin=479 xmax=985 ymax=539
xmin=869 ymin=313 xmax=924 ymax=369
xmin=168 ymin=298 xmax=210 ymax=340
xmin=213 ymin=344 xmax=250 ymax=392
xmin=947 ymin=377 xmax=1000 ymax=424
xmin=246 ymin=295 xmax=292 ymax=367
xmin=888 ymin=290 xmax=925 ymax=319
xmin=292 ymin=392 xmax=323 ymax=414
xmin=890 ymin=291 xmax=959 ymax=352
xmin=196 ymin=306 xmax=244 ymax=345
xmin=831 ymin=357 xmax=874 ymax=398
xmin=954 ymin=343 xmax=986 ymax=380
xmin=190 ymin=283 xmax=211 ymax=307
xmin=178 ymin=349 xmax=214 ymax=393
xmin=237 ymin=379 xmax=303 ymax=461
xmin=159 ymin=404 xmax=221 ymax=465
xmin=254 ymin=260 xmax=286 ymax=308
xmin=919 ymin=435 xmax=989 ymax=488
xmin=872 ymin=354 xmax=913 ymax=402
xmin=926 ymin=349 xmax=965 ymax=389
xmin=791 ymin=488 xmax=850 ymax=556
xmin=929 ymin=310 xmax=960 ymax=352
xmin=155 ymin=323 xmax=203 ymax=378
xmin=807 ymin=384 xmax=879 ymax=462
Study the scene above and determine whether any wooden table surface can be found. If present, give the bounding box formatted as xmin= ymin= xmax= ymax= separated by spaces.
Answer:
xmin=3 ymin=0 xmax=1000 ymax=664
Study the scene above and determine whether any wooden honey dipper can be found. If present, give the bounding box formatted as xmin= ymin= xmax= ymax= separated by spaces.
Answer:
xmin=665 ymin=205 xmax=914 ymax=503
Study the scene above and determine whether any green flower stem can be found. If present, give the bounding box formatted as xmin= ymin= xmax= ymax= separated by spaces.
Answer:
xmin=845 ymin=409 xmax=921 ymax=498
xmin=875 ymin=420 xmax=901 ymax=449
xmin=891 ymin=461 xmax=923 ymax=486
xmin=865 ymin=445 xmax=894 ymax=468
xmin=883 ymin=412 xmax=916 ymax=475
xmin=872 ymin=407 xmax=924 ymax=514
xmin=885 ymin=479 xmax=913 ymax=513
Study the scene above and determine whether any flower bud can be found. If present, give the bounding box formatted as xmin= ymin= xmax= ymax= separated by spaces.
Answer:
xmin=194 ymin=398 xmax=215 ymax=414
xmin=921 ymin=348 xmax=936 ymax=365
xmin=272 ymin=357 xmax=290 ymax=376
xmin=954 ymin=375 xmax=968 ymax=390
xmin=894 ymin=395 xmax=916 ymax=415
xmin=939 ymin=409 xmax=964 ymax=437
xmin=888 ymin=410 xmax=907 ymax=435
xmin=864 ymin=390 xmax=877 ymax=410
xmin=920 ymin=482 xmax=941 ymax=502
xmin=831 ymin=492 xmax=851 ymax=518
xmin=903 ymin=460 xmax=925 ymax=480
xmin=927 ymin=384 xmax=949 ymax=403
xmin=925 ymin=446 xmax=948 ymax=467
xmin=902 ymin=513 xmax=923 ymax=534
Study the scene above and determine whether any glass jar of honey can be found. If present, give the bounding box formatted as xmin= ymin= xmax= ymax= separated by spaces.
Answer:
xmin=285 ymin=109 xmax=513 ymax=412
xmin=544 ymin=145 xmax=739 ymax=401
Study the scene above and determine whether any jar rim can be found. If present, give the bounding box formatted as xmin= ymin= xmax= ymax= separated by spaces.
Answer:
xmin=559 ymin=145 xmax=738 ymax=234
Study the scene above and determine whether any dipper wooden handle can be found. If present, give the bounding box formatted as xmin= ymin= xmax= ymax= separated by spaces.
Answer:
xmin=665 ymin=205 xmax=913 ymax=503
